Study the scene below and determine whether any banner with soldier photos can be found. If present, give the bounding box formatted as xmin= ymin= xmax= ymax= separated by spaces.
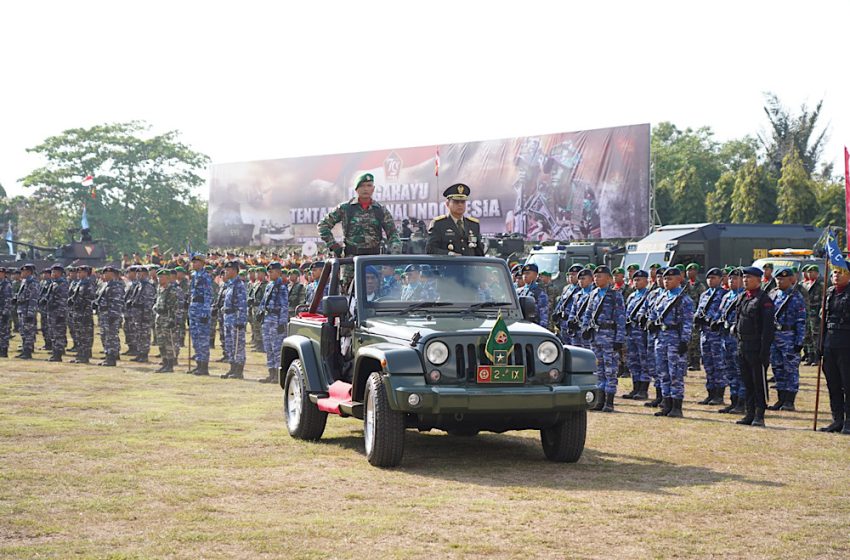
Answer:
xmin=207 ymin=123 xmax=650 ymax=248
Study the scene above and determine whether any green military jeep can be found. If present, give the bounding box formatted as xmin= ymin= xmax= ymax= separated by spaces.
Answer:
xmin=279 ymin=255 xmax=598 ymax=467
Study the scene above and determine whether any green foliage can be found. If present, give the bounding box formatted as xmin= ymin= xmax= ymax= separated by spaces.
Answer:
xmin=731 ymin=159 xmax=776 ymax=223
xmin=706 ymin=171 xmax=736 ymax=223
xmin=812 ymin=178 xmax=846 ymax=231
xmin=654 ymin=178 xmax=675 ymax=225
xmin=21 ymin=121 xmax=209 ymax=257
xmin=776 ymin=149 xmax=818 ymax=224
xmin=760 ymin=92 xmax=828 ymax=177
xmin=671 ymin=166 xmax=705 ymax=224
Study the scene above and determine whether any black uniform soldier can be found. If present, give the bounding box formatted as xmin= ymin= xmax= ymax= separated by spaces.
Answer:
xmin=426 ymin=183 xmax=485 ymax=256
xmin=819 ymin=266 xmax=850 ymax=434
xmin=734 ymin=266 xmax=776 ymax=427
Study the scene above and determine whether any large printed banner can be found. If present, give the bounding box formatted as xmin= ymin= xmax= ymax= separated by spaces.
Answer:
xmin=207 ymin=123 xmax=650 ymax=247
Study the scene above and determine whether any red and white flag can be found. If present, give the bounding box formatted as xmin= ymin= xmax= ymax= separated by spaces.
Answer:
xmin=435 ymin=148 xmax=440 ymax=177
xmin=81 ymin=174 xmax=94 ymax=187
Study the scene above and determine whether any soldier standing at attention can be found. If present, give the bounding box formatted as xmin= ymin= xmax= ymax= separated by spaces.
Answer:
xmin=734 ymin=267 xmax=775 ymax=427
xmin=761 ymin=262 xmax=776 ymax=294
xmin=684 ymin=263 xmax=706 ymax=371
xmin=259 ymin=262 xmax=289 ymax=384
xmin=69 ymin=265 xmax=96 ymax=364
xmin=15 ymin=264 xmax=39 ymax=360
xmin=305 ymin=261 xmax=324 ymax=307
xmin=46 ymin=264 xmax=69 ymax=362
xmin=621 ymin=270 xmax=651 ymax=400
xmin=647 ymin=267 xmax=694 ymax=418
xmin=554 ymin=264 xmax=583 ymax=345
xmin=318 ymin=173 xmax=401 ymax=259
xmin=287 ymin=268 xmax=306 ymax=315
xmin=0 ymin=267 xmax=11 ymax=358
xmin=694 ymin=268 xmax=728 ymax=406
xmin=426 ymin=183 xmax=485 ymax=256
xmin=612 ymin=267 xmax=630 ymax=378
xmin=221 ymin=261 xmax=248 ymax=380
xmin=767 ymin=268 xmax=806 ymax=412
xmin=207 ymin=265 xmax=220 ymax=350
xmin=188 ymin=254 xmax=213 ymax=376
xmin=581 ymin=266 xmax=626 ymax=412
xmin=132 ymin=266 xmax=156 ymax=363
xmin=37 ymin=269 xmax=51 ymax=352
xmin=715 ymin=268 xmax=746 ymax=414
xmin=802 ymin=264 xmax=823 ymax=366
xmin=123 ymin=266 xmax=139 ymax=356
xmin=819 ymin=265 xmax=850 ymax=434
xmin=518 ymin=263 xmax=549 ymax=329
xmin=566 ymin=269 xmax=594 ymax=348
xmin=97 ymin=266 xmax=125 ymax=367
xmin=66 ymin=267 xmax=79 ymax=354
xmin=175 ymin=266 xmax=189 ymax=348
xmin=251 ymin=267 xmax=269 ymax=351
xmin=642 ymin=268 xmax=668 ymax=409
xmin=154 ymin=269 xmax=179 ymax=373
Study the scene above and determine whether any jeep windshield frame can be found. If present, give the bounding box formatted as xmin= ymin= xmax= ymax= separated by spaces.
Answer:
xmin=353 ymin=255 xmax=522 ymax=319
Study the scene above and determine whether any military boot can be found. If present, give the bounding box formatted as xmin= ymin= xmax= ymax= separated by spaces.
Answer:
xmin=731 ymin=396 xmax=747 ymax=414
xmin=216 ymin=355 xmax=229 ymax=363
xmin=719 ymin=395 xmax=737 ymax=414
xmin=736 ymin=404 xmax=755 ymax=425
xmin=70 ymin=354 xmax=90 ymax=364
xmin=602 ymin=392 xmax=615 ymax=413
xmin=193 ymin=361 xmax=210 ymax=376
xmin=18 ymin=348 xmax=33 ymax=360
xmin=655 ymin=397 xmax=672 ymax=416
xmin=634 ymin=381 xmax=649 ymax=400
xmin=259 ymin=367 xmax=278 ymax=384
xmin=697 ymin=389 xmax=713 ymax=405
xmin=0 ymin=348 xmax=8 ymax=358
xmin=767 ymin=391 xmax=785 ymax=411
xmin=667 ymin=398 xmax=684 ymax=418
xmin=819 ymin=410 xmax=844 ymax=432
xmin=132 ymin=353 xmax=149 ymax=363
xmin=155 ymin=358 xmax=174 ymax=373
xmin=220 ymin=363 xmax=237 ymax=379
xmin=780 ymin=392 xmax=797 ymax=411
xmin=47 ymin=349 xmax=62 ymax=362
xmin=751 ymin=408 xmax=766 ymax=427
xmin=841 ymin=418 xmax=850 ymax=435
xmin=708 ymin=387 xmax=726 ymax=405
xmin=645 ymin=386 xmax=663 ymax=407
xmin=620 ymin=382 xmax=639 ymax=399
xmin=99 ymin=353 xmax=117 ymax=367
xmin=591 ymin=391 xmax=606 ymax=411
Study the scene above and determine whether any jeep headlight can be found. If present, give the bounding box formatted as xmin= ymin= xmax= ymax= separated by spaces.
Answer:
xmin=426 ymin=341 xmax=449 ymax=365
xmin=537 ymin=340 xmax=559 ymax=364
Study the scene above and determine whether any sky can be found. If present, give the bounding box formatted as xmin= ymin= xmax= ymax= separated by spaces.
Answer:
xmin=1 ymin=0 xmax=848 ymax=199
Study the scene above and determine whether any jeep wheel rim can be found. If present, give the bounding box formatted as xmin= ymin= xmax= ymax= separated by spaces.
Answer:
xmin=286 ymin=374 xmax=302 ymax=432
xmin=364 ymin=391 xmax=375 ymax=455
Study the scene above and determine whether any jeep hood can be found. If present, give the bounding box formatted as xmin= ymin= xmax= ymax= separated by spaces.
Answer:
xmin=361 ymin=315 xmax=553 ymax=342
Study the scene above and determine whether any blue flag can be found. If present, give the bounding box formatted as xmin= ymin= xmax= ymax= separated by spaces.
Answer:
xmin=81 ymin=205 xmax=90 ymax=230
xmin=825 ymin=230 xmax=848 ymax=271
xmin=5 ymin=223 xmax=13 ymax=255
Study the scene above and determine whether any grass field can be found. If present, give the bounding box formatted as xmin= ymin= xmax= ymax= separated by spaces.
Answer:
xmin=1 ymin=333 xmax=849 ymax=559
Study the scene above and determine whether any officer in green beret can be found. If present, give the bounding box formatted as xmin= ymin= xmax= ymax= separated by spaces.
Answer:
xmin=684 ymin=262 xmax=706 ymax=371
xmin=426 ymin=183 xmax=485 ymax=256
xmin=318 ymin=173 xmax=400 ymax=257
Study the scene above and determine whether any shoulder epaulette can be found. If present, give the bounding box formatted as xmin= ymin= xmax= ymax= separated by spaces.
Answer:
xmin=465 ymin=216 xmax=479 ymax=223
xmin=432 ymin=214 xmax=448 ymax=222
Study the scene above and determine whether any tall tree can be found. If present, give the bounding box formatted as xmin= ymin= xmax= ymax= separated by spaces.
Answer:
xmin=813 ymin=177 xmax=846 ymax=231
xmin=654 ymin=178 xmax=675 ymax=225
xmin=652 ymin=122 xmax=722 ymax=200
xmin=776 ymin=149 xmax=817 ymax=224
xmin=706 ymin=171 xmax=736 ymax=223
xmin=760 ymin=92 xmax=828 ymax=177
xmin=671 ymin=166 xmax=706 ymax=223
xmin=21 ymin=121 xmax=210 ymax=256
xmin=731 ymin=159 xmax=776 ymax=223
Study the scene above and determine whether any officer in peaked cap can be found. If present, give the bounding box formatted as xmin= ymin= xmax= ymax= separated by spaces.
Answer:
xmin=426 ymin=183 xmax=485 ymax=257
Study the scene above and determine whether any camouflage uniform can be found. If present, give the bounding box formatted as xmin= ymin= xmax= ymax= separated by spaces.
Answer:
xmin=581 ymin=287 xmax=626 ymax=401
xmin=625 ymin=287 xmax=651 ymax=389
xmin=0 ymin=272 xmax=11 ymax=357
xmin=188 ymin=267 xmax=213 ymax=364
xmin=401 ymin=279 xmax=438 ymax=302
xmin=517 ymin=280 xmax=549 ymax=329
xmin=684 ymin=278 xmax=706 ymax=369
xmin=67 ymin=272 xmax=79 ymax=351
xmin=288 ymin=278 xmax=306 ymax=315
xmin=96 ymin=277 xmax=125 ymax=364
xmin=69 ymin=275 xmax=96 ymax=363
xmin=178 ymin=276 xmax=189 ymax=348
xmin=249 ymin=275 xmax=267 ymax=350
xmin=695 ymin=285 xmax=727 ymax=398
xmin=769 ymin=287 xmax=805 ymax=407
xmin=643 ymin=285 xmax=664 ymax=391
xmin=803 ymin=277 xmax=823 ymax=363
xmin=260 ymin=275 xmax=289 ymax=373
xmin=209 ymin=275 xmax=220 ymax=349
xmin=46 ymin=274 xmax=69 ymax=358
xmin=173 ymin=280 xmax=186 ymax=359
xmin=136 ymin=276 xmax=157 ymax=359
xmin=567 ymin=286 xmax=594 ymax=349
xmin=16 ymin=273 xmax=39 ymax=358
xmin=647 ymin=285 xmax=694 ymax=415
xmin=222 ymin=277 xmax=248 ymax=368
xmin=554 ymin=283 xmax=581 ymax=345
xmin=318 ymin=198 xmax=401 ymax=257
xmin=123 ymin=275 xmax=140 ymax=354
xmin=716 ymin=287 xmax=745 ymax=408
xmin=213 ymin=281 xmax=228 ymax=361
xmin=154 ymin=279 xmax=179 ymax=366
xmin=37 ymin=276 xmax=51 ymax=351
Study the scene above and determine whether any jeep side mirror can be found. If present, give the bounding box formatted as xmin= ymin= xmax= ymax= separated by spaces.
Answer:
xmin=321 ymin=295 xmax=349 ymax=318
xmin=519 ymin=296 xmax=539 ymax=323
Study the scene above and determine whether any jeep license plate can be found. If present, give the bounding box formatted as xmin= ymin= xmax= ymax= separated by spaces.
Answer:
xmin=476 ymin=365 xmax=525 ymax=384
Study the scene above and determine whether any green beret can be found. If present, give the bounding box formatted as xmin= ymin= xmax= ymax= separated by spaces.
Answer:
xmin=762 ymin=262 xmax=774 ymax=269
xmin=585 ymin=263 xmax=597 ymax=270
xmin=612 ymin=267 xmax=625 ymax=275
xmin=686 ymin=263 xmax=700 ymax=271
xmin=722 ymin=266 xmax=734 ymax=274
xmin=205 ymin=265 xmax=213 ymax=271
xmin=238 ymin=270 xmax=247 ymax=276
xmin=156 ymin=269 xmax=169 ymax=277
xmin=539 ymin=270 xmax=552 ymax=277
xmin=174 ymin=266 xmax=186 ymax=273
xmin=626 ymin=264 xmax=640 ymax=271
xmin=649 ymin=263 xmax=662 ymax=270
xmin=675 ymin=264 xmax=686 ymax=272
xmin=355 ymin=173 xmax=374 ymax=189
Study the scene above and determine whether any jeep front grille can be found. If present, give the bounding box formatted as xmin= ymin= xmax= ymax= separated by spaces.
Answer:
xmin=455 ymin=343 xmax=536 ymax=380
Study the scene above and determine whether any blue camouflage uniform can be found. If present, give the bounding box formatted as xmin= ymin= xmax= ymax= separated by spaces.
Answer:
xmin=401 ymin=279 xmax=438 ymax=301
xmin=16 ymin=273 xmax=39 ymax=355
xmin=625 ymin=287 xmax=651 ymax=386
xmin=260 ymin=275 xmax=289 ymax=370
xmin=581 ymin=286 xmax=626 ymax=395
xmin=382 ymin=275 xmax=401 ymax=299
xmin=518 ymin=280 xmax=549 ymax=328
xmin=188 ymin=266 xmax=213 ymax=363
xmin=97 ymin=277 xmax=125 ymax=360
xmin=648 ymin=285 xmax=694 ymax=401
xmin=0 ymin=273 xmax=13 ymax=355
xmin=716 ymin=287 xmax=745 ymax=402
xmin=770 ymin=287 xmax=806 ymax=395
xmin=46 ymin=274 xmax=69 ymax=355
xmin=555 ymin=283 xmax=581 ymax=345
xmin=223 ymin=276 xmax=248 ymax=366
xmin=643 ymin=286 xmax=664 ymax=388
xmin=567 ymin=285 xmax=594 ymax=349
xmin=695 ymin=284 xmax=728 ymax=392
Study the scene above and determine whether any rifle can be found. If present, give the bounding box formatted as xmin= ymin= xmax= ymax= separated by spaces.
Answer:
xmin=647 ymin=289 xmax=686 ymax=334
xmin=581 ymin=288 xmax=611 ymax=341
xmin=694 ymin=288 xmax=720 ymax=327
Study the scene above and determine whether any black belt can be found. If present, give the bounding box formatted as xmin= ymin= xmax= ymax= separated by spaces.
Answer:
xmin=596 ymin=322 xmax=616 ymax=329
xmin=344 ymin=246 xmax=380 ymax=257
xmin=826 ymin=323 xmax=850 ymax=331
xmin=774 ymin=324 xmax=794 ymax=332
xmin=224 ymin=308 xmax=236 ymax=314
xmin=660 ymin=323 xmax=681 ymax=331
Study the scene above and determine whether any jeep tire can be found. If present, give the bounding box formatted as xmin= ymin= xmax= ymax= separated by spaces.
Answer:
xmin=283 ymin=359 xmax=327 ymax=441
xmin=364 ymin=372 xmax=405 ymax=467
xmin=540 ymin=410 xmax=586 ymax=463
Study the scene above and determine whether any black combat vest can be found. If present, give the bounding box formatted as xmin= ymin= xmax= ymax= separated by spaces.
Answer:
xmin=824 ymin=286 xmax=850 ymax=349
